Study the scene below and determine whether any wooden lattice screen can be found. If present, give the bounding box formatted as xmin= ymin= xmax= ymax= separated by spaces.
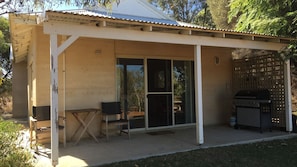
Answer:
xmin=233 ymin=54 xmax=286 ymax=128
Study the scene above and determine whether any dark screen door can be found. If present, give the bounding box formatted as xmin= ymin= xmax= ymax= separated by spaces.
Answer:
xmin=147 ymin=59 xmax=172 ymax=127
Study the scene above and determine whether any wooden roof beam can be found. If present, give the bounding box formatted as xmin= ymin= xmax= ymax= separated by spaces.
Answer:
xmin=141 ymin=25 xmax=152 ymax=32
xmin=179 ymin=29 xmax=192 ymax=35
xmin=95 ymin=21 xmax=106 ymax=27
xmin=44 ymin=21 xmax=287 ymax=51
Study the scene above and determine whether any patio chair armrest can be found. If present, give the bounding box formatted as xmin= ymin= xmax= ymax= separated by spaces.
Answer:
xmin=29 ymin=116 xmax=37 ymax=122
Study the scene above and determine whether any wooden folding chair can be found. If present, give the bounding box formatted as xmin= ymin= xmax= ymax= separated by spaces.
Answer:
xmin=29 ymin=106 xmax=66 ymax=153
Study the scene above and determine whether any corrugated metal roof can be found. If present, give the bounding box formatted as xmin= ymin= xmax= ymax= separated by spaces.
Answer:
xmin=48 ymin=9 xmax=288 ymax=38
xmin=54 ymin=9 xmax=181 ymax=26
xmin=9 ymin=6 xmax=294 ymax=63
xmin=91 ymin=9 xmax=179 ymax=25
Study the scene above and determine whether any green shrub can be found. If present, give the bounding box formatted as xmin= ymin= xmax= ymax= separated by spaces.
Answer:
xmin=0 ymin=118 xmax=34 ymax=167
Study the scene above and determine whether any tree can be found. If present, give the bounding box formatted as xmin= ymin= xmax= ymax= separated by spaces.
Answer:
xmin=229 ymin=0 xmax=297 ymax=37
xmin=228 ymin=0 xmax=297 ymax=61
xmin=0 ymin=17 xmax=11 ymax=95
xmin=0 ymin=0 xmax=120 ymax=14
xmin=148 ymin=0 xmax=206 ymax=23
xmin=206 ymin=0 xmax=235 ymax=30
xmin=0 ymin=17 xmax=10 ymax=77
xmin=193 ymin=4 xmax=215 ymax=28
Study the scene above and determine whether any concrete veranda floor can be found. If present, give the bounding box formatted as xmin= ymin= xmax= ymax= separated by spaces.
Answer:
xmin=35 ymin=125 xmax=297 ymax=167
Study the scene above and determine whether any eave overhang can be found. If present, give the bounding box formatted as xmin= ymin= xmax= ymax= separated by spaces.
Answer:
xmin=10 ymin=10 xmax=296 ymax=63
xmin=9 ymin=13 xmax=43 ymax=63
xmin=45 ymin=10 xmax=293 ymax=45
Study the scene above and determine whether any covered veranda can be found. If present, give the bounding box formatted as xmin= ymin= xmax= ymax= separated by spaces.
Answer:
xmin=43 ymin=11 xmax=293 ymax=166
xmin=34 ymin=125 xmax=296 ymax=167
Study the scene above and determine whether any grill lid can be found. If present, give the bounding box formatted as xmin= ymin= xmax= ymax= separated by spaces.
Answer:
xmin=234 ymin=89 xmax=270 ymax=100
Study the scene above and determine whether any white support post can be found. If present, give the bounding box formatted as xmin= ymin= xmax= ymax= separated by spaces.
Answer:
xmin=50 ymin=34 xmax=59 ymax=166
xmin=284 ymin=60 xmax=293 ymax=132
xmin=194 ymin=45 xmax=204 ymax=145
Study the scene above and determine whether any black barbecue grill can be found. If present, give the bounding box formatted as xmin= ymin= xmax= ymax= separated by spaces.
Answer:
xmin=233 ymin=89 xmax=272 ymax=132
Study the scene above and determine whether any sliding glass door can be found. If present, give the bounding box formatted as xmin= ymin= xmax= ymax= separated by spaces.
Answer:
xmin=117 ymin=58 xmax=195 ymax=129
xmin=173 ymin=61 xmax=195 ymax=124
xmin=117 ymin=59 xmax=145 ymax=129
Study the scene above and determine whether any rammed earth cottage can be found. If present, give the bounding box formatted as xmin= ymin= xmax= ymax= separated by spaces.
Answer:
xmin=9 ymin=0 xmax=294 ymax=166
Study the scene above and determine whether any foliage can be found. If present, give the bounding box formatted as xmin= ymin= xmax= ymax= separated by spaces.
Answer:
xmin=0 ymin=0 xmax=121 ymax=14
xmin=0 ymin=18 xmax=10 ymax=74
xmin=229 ymin=0 xmax=297 ymax=37
xmin=279 ymin=40 xmax=297 ymax=67
xmin=206 ymin=0 xmax=235 ymax=29
xmin=193 ymin=4 xmax=215 ymax=28
xmin=117 ymin=64 xmax=144 ymax=112
xmin=229 ymin=0 xmax=297 ymax=62
xmin=72 ymin=0 xmax=120 ymax=8
xmin=0 ymin=17 xmax=11 ymax=95
xmin=0 ymin=78 xmax=12 ymax=95
xmin=126 ymin=68 xmax=144 ymax=112
xmin=1 ymin=0 xmax=211 ymax=27
xmin=0 ymin=118 xmax=33 ymax=167
xmin=148 ymin=0 xmax=206 ymax=23
xmin=0 ymin=17 xmax=9 ymax=41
